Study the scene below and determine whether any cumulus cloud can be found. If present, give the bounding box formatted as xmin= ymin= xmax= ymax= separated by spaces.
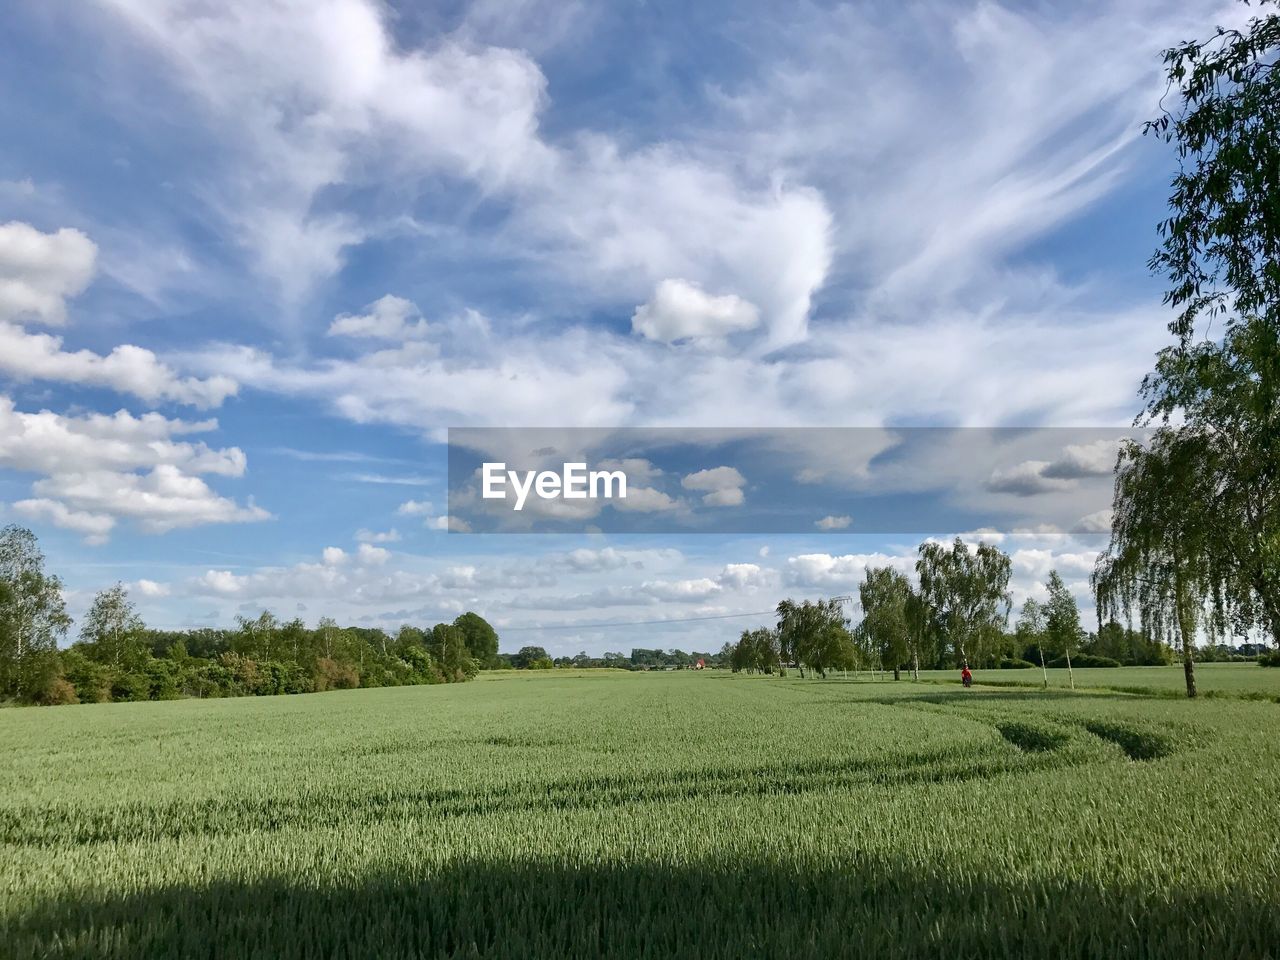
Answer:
xmin=613 ymin=486 xmax=680 ymax=513
xmin=356 ymin=543 xmax=390 ymax=565
xmin=631 ymin=279 xmax=760 ymax=344
xmin=681 ymin=466 xmax=745 ymax=507
xmin=0 ymin=396 xmax=267 ymax=542
xmin=13 ymin=498 xmax=115 ymax=546
xmin=0 ymin=223 xmax=235 ymax=407
xmin=1075 ymin=509 xmax=1113 ymax=534
xmin=355 ymin=527 xmax=401 ymax=543
xmin=640 ymin=577 xmax=723 ymax=602
xmin=718 ymin=562 xmax=773 ymax=590
xmin=815 ymin=515 xmax=852 ymax=530
xmin=562 ymin=546 xmax=632 ymax=572
xmin=987 ymin=438 xmax=1128 ymax=497
xmin=329 ymin=295 xmax=429 ymax=340
xmin=133 ymin=579 xmax=171 ymax=598
xmin=786 ymin=551 xmax=915 ymax=589
xmin=0 ymin=221 xmax=96 ymax=325
xmin=1040 ymin=439 xmax=1124 ymax=479
xmin=0 ymin=322 xmax=238 ymax=408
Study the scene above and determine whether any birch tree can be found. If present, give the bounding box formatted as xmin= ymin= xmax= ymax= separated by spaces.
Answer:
xmin=0 ymin=526 xmax=70 ymax=699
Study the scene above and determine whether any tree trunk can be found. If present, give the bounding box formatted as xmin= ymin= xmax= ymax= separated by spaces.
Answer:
xmin=1064 ymin=648 xmax=1075 ymax=691
xmin=893 ymin=665 xmax=901 ymax=681
xmin=911 ymin=650 xmax=919 ymax=681
xmin=1175 ymin=569 xmax=1197 ymax=699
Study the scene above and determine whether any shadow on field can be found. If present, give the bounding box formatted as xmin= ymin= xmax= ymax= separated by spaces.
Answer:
xmin=1 ymin=742 xmax=1089 ymax=847
xmin=7 ymin=857 xmax=1276 ymax=960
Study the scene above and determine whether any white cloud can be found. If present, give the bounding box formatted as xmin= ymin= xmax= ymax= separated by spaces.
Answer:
xmin=1041 ymin=439 xmax=1124 ymax=479
xmin=0 ymin=322 xmax=237 ymax=408
xmin=355 ymin=527 xmax=401 ymax=543
xmin=718 ymin=563 xmax=773 ymax=590
xmin=786 ymin=551 xmax=914 ymax=589
xmin=1075 ymin=509 xmax=1113 ymax=534
xmin=0 ymin=223 xmax=235 ymax=407
xmin=640 ymin=577 xmax=722 ymax=602
xmin=631 ymin=278 xmax=760 ymax=344
xmin=613 ymin=486 xmax=680 ymax=513
xmin=134 ymin=578 xmax=171 ymax=598
xmin=563 ymin=546 xmax=631 ymax=572
xmin=0 ymin=397 xmax=266 ymax=541
xmin=0 ymin=221 xmax=96 ymax=325
xmin=681 ymin=466 xmax=746 ymax=507
xmin=94 ymin=1 xmax=833 ymax=341
xmin=13 ymin=498 xmax=115 ymax=545
xmin=94 ymin=0 xmax=553 ymax=304
xmin=329 ymin=295 xmax=430 ymax=341
xmin=815 ymin=515 xmax=852 ymax=530
xmin=356 ymin=543 xmax=390 ymax=565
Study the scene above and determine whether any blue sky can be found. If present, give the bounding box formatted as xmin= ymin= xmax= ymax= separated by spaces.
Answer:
xmin=0 ymin=0 xmax=1233 ymax=655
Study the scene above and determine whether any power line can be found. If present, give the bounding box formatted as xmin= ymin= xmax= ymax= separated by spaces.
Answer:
xmin=499 ymin=609 xmax=779 ymax=632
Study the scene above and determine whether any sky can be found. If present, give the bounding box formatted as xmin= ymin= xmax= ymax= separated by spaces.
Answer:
xmin=0 ymin=0 xmax=1236 ymax=655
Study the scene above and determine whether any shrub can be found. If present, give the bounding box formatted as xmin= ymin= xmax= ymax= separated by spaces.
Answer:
xmin=110 ymin=669 xmax=154 ymax=702
xmin=314 ymin=657 xmax=360 ymax=691
xmin=59 ymin=650 xmax=110 ymax=703
xmin=143 ymin=659 xmax=182 ymax=700
xmin=1259 ymin=650 xmax=1280 ymax=667
xmin=999 ymin=657 xmax=1036 ymax=670
xmin=31 ymin=676 xmax=79 ymax=706
xmin=1047 ymin=654 xmax=1120 ymax=668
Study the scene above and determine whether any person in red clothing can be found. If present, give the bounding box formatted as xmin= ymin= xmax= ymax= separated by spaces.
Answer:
xmin=961 ymin=663 xmax=973 ymax=688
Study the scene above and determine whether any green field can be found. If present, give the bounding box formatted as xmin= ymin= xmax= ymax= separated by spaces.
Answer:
xmin=918 ymin=661 xmax=1280 ymax=699
xmin=3 ymin=670 xmax=1278 ymax=959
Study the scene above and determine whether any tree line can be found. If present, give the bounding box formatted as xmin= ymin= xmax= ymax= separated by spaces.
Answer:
xmin=0 ymin=525 xmax=501 ymax=706
xmin=504 ymin=646 xmax=727 ymax=670
xmin=727 ymin=535 xmax=1275 ymax=686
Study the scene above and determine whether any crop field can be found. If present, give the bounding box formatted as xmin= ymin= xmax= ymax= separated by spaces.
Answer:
xmin=3 ymin=670 xmax=1278 ymax=959
xmin=917 ymin=662 xmax=1280 ymax=699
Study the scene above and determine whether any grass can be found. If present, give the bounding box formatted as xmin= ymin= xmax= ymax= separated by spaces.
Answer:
xmin=2 ymin=670 xmax=1278 ymax=958
xmin=917 ymin=661 xmax=1280 ymax=699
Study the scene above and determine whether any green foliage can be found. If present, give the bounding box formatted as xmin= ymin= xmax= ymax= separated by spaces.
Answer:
xmin=775 ymin=598 xmax=853 ymax=678
xmin=1259 ymin=650 xmax=1280 ymax=667
xmin=1087 ymin=621 xmax=1174 ymax=666
xmin=80 ymin=584 xmax=147 ymax=670
xmin=453 ymin=612 xmax=500 ymax=667
xmin=1131 ymin=6 xmax=1280 ymax=650
xmin=858 ymin=566 xmax=913 ymax=676
xmin=510 ymin=646 xmax=551 ymax=670
xmin=0 ymin=525 xmax=71 ymax=701
xmin=916 ymin=538 xmax=1012 ymax=666
xmin=729 ymin=627 xmax=781 ymax=674
xmin=1145 ymin=2 xmax=1280 ymax=346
